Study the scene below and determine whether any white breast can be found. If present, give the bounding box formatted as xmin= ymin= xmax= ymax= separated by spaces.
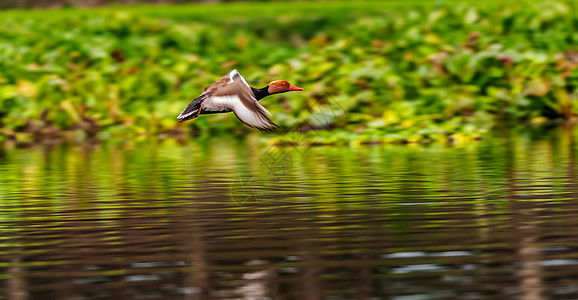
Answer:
xmin=201 ymin=95 xmax=238 ymax=113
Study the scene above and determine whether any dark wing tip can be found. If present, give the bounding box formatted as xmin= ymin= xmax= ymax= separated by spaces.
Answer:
xmin=233 ymin=111 xmax=278 ymax=132
xmin=261 ymin=123 xmax=279 ymax=132
xmin=251 ymin=121 xmax=279 ymax=132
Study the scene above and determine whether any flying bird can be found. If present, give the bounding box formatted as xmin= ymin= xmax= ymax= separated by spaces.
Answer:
xmin=177 ymin=69 xmax=303 ymax=132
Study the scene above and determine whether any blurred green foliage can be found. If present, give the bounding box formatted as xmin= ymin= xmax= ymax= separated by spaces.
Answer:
xmin=1 ymin=1 xmax=578 ymax=144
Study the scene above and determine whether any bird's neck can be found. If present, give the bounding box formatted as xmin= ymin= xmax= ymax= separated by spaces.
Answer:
xmin=251 ymin=86 xmax=270 ymax=101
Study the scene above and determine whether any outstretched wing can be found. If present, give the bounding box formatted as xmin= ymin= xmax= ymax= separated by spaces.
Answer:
xmin=213 ymin=72 xmax=278 ymax=132
xmin=203 ymin=73 xmax=231 ymax=93
xmin=178 ymin=70 xmax=237 ymax=122
xmin=177 ymin=70 xmax=234 ymax=122
xmin=177 ymin=69 xmax=278 ymax=131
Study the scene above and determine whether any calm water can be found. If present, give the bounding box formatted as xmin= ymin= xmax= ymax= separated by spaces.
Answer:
xmin=2 ymin=127 xmax=578 ymax=300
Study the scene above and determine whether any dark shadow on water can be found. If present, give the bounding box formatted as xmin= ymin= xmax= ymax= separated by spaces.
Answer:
xmin=2 ymin=127 xmax=578 ymax=299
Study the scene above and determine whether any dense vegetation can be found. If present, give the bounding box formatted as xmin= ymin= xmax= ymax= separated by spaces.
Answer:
xmin=1 ymin=0 xmax=252 ymax=10
xmin=1 ymin=1 xmax=578 ymax=144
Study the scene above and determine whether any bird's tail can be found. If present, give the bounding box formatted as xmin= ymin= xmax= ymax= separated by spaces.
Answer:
xmin=177 ymin=100 xmax=202 ymax=122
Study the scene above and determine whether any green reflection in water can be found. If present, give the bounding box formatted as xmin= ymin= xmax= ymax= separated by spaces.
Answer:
xmin=1 ymin=126 xmax=578 ymax=299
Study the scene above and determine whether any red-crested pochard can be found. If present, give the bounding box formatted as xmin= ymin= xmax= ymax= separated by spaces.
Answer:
xmin=177 ymin=69 xmax=303 ymax=131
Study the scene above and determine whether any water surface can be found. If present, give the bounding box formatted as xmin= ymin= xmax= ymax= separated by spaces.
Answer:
xmin=2 ymin=127 xmax=578 ymax=299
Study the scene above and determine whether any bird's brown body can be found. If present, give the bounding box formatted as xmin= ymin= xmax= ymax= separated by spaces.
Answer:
xmin=177 ymin=70 xmax=302 ymax=131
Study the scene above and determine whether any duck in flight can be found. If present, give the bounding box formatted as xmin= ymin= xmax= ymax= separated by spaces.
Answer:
xmin=177 ymin=69 xmax=303 ymax=132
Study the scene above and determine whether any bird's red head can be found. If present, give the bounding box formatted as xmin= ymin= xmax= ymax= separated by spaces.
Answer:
xmin=268 ymin=80 xmax=304 ymax=94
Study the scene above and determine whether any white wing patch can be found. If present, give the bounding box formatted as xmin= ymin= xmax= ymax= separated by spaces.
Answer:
xmin=228 ymin=70 xmax=236 ymax=83
xmin=229 ymin=69 xmax=251 ymax=88
xmin=210 ymin=95 xmax=275 ymax=130
xmin=207 ymin=95 xmax=238 ymax=111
